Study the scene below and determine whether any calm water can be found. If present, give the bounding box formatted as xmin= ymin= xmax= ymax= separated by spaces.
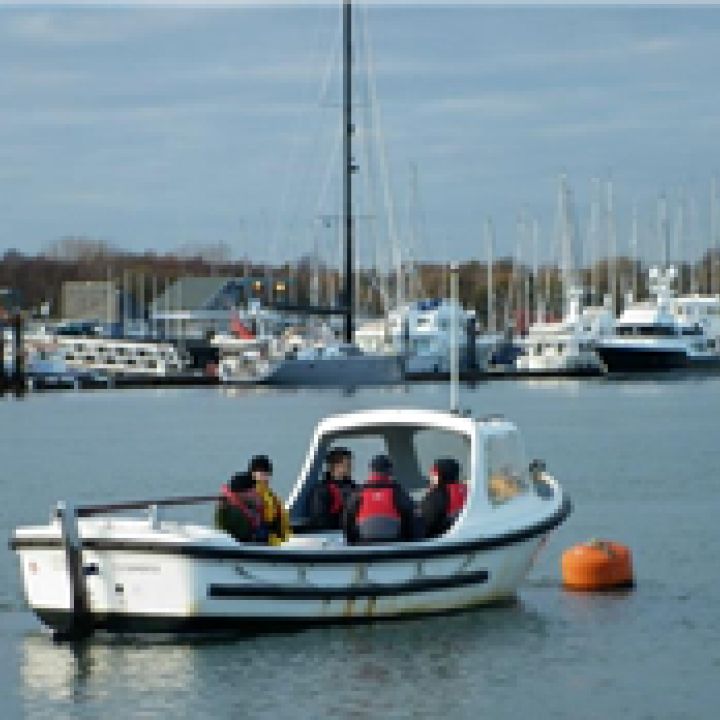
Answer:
xmin=1 ymin=379 xmax=719 ymax=719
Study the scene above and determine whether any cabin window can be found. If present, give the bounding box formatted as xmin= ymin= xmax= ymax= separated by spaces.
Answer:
xmin=412 ymin=428 xmax=470 ymax=487
xmin=289 ymin=424 xmax=472 ymax=522
xmin=486 ymin=432 xmax=529 ymax=505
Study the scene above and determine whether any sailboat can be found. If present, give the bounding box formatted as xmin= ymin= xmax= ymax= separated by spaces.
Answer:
xmin=215 ymin=0 xmax=403 ymax=386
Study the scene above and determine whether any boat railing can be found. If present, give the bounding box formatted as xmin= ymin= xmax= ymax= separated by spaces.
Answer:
xmin=51 ymin=495 xmax=221 ymax=641
xmin=72 ymin=495 xmax=219 ymax=518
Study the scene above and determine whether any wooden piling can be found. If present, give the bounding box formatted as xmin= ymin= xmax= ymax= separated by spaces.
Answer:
xmin=0 ymin=323 xmax=6 ymax=393
xmin=12 ymin=314 xmax=25 ymax=391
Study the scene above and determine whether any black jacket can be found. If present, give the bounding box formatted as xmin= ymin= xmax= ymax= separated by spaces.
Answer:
xmin=309 ymin=473 xmax=356 ymax=530
xmin=419 ymin=484 xmax=451 ymax=539
xmin=343 ymin=481 xmax=416 ymax=544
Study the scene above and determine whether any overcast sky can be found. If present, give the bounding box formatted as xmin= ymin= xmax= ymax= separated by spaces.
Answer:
xmin=1 ymin=3 xmax=720 ymax=265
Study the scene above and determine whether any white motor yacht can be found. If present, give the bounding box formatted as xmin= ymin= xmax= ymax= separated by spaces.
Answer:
xmin=24 ymin=326 xmax=185 ymax=378
xmin=388 ymin=299 xmax=489 ymax=375
xmin=11 ymin=407 xmax=570 ymax=638
xmin=596 ymin=267 xmax=720 ymax=372
xmin=516 ymin=287 xmax=611 ymax=375
xmin=672 ymin=294 xmax=720 ymax=354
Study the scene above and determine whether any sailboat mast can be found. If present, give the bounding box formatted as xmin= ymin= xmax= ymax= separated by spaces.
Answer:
xmin=343 ymin=0 xmax=354 ymax=343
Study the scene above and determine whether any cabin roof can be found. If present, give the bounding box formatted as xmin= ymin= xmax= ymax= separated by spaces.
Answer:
xmin=314 ymin=408 xmax=511 ymax=439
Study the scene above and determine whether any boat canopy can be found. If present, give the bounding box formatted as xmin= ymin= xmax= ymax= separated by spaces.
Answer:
xmin=287 ymin=408 xmax=532 ymax=527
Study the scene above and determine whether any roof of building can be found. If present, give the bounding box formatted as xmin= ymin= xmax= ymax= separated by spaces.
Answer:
xmin=149 ymin=277 xmax=244 ymax=313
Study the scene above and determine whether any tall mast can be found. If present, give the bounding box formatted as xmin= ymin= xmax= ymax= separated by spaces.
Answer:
xmin=343 ymin=0 xmax=354 ymax=343
xmin=484 ymin=217 xmax=495 ymax=333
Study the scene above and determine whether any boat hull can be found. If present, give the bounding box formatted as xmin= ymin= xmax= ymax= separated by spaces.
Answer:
xmin=12 ymin=503 xmax=568 ymax=634
xmin=260 ymin=354 xmax=404 ymax=386
xmin=596 ymin=345 xmax=687 ymax=372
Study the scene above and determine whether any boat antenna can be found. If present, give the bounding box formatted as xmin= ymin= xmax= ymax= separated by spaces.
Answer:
xmin=450 ymin=262 xmax=460 ymax=414
xmin=343 ymin=0 xmax=354 ymax=343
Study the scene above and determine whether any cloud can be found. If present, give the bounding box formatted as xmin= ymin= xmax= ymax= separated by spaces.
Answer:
xmin=481 ymin=34 xmax=686 ymax=75
xmin=0 ymin=64 xmax=87 ymax=91
xmin=420 ymin=92 xmax=540 ymax=117
xmin=181 ymin=60 xmax=330 ymax=85
xmin=417 ymin=85 xmax=613 ymax=120
xmin=2 ymin=9 xmax=198 ymax=45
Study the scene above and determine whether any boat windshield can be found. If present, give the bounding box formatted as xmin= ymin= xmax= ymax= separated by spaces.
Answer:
xmin=485 ymin=431 xmax=529 ymax=505
xmin=289 ymin=424 xmax=471 ymax=523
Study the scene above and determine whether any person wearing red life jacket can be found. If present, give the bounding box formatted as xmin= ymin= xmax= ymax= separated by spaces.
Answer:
xmin=419 ymin=458 xmax=467 ymax=539
xmin=309 ymin=447 xmax=356 ymax=530
xmin=343 ymin=455 xmax=416 ymax=544
xmin=215 ymin=471 xmax=267 ymax=543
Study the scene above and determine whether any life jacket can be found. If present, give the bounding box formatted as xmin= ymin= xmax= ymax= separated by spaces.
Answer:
xmin=221 ymin=484 xmax=262 ymax=531
xmin=445 ymin=482 xmax=467 ymax=524
xmin=356 ymin=474 xmax=402 ymax=542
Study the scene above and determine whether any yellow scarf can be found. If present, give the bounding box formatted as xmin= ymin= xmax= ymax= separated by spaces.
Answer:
xmin=257 ymin=485 xmax=291 ymax=546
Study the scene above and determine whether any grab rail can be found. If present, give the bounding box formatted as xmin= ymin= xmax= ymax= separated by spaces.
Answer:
xmin=74 ymin=495 xmax=220 ymax=518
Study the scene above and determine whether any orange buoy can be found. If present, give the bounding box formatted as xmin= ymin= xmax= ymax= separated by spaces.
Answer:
xmin=561 ymin=540 xmax=634 ymax=591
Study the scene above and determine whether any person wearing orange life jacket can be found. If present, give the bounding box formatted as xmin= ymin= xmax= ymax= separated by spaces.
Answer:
xmin=419 ymin=458 xmax=467 ymax=539
xmin=309 ymin=447 xmax=356 ymax=530
xmin=343 ymin=455 xmax=416 ymax=544
xmin=215 ymin=471 xmax=268 ymax=543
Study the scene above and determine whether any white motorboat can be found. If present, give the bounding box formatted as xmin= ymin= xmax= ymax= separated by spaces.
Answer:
xmin=672 ymin=294 xmax=720 ymax=354
xmin=11 ymin=408 xmax=570 ymax=638
xmin=596 ymin=267 xmax=720 ymax=372
xmin=387 ymin=299 xmax=489 ymax=375
xmin=24 ymin=326 xmax=185 ymax=378
xmin=3 ymin=330 xmax=107 ymax=389
xmin=515 ymin=287 xmax=611 ymax=375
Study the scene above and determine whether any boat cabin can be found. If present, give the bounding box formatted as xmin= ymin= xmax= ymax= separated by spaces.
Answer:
xmin=287 ymin=408 xmax=533 ymax=539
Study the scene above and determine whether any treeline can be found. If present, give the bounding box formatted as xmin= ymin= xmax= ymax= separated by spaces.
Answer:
xmin=2 ymin=237 xmax=720 ymax=324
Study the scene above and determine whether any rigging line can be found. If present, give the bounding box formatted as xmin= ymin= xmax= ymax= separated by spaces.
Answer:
xmin=410 ymin=162 xmax=428 ymax=299
xmin=355 ymin=21 xmax=381 ymax=310
xmin=360 ymin=133 xmax=389 ymax=314
xmin=268 ymin=7 xmax=343 ymax=264
xmin=361 ymin=2 xmax=402 ymax=309
xmin=355 ymin=7 xmax=388 ymax=315
xmin=313 ymin=119 xmax=344 ymax=224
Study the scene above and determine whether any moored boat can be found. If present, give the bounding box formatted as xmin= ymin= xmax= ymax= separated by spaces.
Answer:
xmin=10 ymin=407 xmax=570 ymax=638
xmin=596 ymin=267 xmax=720 ymax=373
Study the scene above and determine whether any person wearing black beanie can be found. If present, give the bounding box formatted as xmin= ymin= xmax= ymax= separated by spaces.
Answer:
xmin=309 ymin=447 xmax=356 ymax=530
xmin=419 ymin=457 xmax=467 ymax=539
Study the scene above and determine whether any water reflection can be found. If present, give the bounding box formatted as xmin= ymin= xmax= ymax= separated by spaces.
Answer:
xmin=21 ymin=632 xmax=202 ymax=718
xmin=18 ymin=601 xmax=552 ymax=719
